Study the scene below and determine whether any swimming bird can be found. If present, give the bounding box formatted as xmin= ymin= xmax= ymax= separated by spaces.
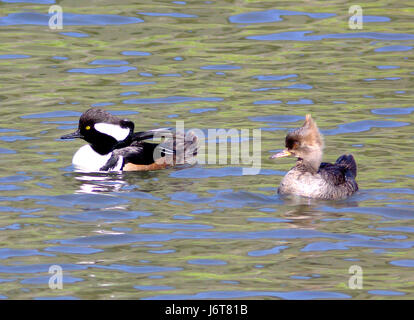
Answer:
xmin=270 ymin=114 xmax=358 ymax=200
xmin=61 ymin=108 xmax=198 ymax=172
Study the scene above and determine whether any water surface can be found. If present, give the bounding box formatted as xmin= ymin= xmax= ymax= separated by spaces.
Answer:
xmin=0 ymin=0 xmax=413 ymax=300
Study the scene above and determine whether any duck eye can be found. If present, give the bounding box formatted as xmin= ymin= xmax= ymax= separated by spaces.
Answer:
xmin=85 ymin=125 xmax=91 ymax=130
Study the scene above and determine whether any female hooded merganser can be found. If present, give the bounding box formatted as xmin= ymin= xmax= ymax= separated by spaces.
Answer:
xmin=61 ymin=108 xmax=198 ymax=172
xmin=270 ymin=114 xmax=358 ymax=200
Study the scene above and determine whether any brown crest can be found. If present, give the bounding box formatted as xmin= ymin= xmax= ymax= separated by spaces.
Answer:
xmin=301 ymin=114 xmax=323 ymax=148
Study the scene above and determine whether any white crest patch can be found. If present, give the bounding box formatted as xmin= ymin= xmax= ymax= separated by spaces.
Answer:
xmin=94 ymin=123 xmax=130 ymax=141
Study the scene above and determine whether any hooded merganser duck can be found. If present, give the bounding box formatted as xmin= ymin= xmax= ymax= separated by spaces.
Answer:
xmin=270 ymin=114 xmax=358 ymax=200
xmin=61 ymin=108 xmax=198 ymax=172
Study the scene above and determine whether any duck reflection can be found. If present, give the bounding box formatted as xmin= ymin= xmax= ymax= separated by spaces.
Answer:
xmin=74 ymin=172 xmax=127 ymax=193
xmin=70 ymin=165 xmax=195 ymax=195
xmin=278 ymin=194 xmax=361 ymax=227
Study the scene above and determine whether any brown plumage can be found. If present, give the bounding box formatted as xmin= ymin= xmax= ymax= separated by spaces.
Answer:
xmin=270 ymin=114 xmax=358 ymax=200
xmin=123 ymin=158 xmax=169 ymax=171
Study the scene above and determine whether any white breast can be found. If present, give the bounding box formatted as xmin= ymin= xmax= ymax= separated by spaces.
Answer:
xmin=72 ymin=145 xmax=123 ymax=172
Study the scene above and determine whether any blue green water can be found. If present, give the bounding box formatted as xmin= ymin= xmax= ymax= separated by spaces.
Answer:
xmin=0 ymin=0 xmax=413 ymax=299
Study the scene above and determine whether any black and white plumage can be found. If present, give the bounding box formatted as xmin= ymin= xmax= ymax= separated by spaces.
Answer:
xmin=61 ymin=108 xmax=199 ymax=172
xmin=270 ymin=114 xmax=358 ymax=200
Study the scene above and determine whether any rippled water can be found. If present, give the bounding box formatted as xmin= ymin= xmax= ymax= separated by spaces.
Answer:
xmin=0 ymin=0 xmax=413 ymax=300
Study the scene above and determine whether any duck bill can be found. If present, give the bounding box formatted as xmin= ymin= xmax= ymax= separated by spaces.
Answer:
xmin=270 ymin=149 xmax=291 ymax=159
xmin=61 ymin=130 xmax=84 ymax=140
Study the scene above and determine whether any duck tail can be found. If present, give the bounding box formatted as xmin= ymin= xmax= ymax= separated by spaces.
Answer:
xmin=158 ymin=130 xmax=199 ymax=166
xmin=335 ymin=154 xmax=357 ymax=178
xmin=177 ymin=130 xmax=199 ymax=165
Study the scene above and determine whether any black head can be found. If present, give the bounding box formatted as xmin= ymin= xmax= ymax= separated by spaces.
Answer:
xmin=61 ymin=108 xmax=135 ymax=155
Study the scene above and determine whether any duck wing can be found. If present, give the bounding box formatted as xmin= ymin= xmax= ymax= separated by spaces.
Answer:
xmin=111 ymin=128 xmax=173 ymax=152
xmin=99 ymin=142 xmax=158 ymax=171
xmin=101 ymin=130 xmax=199 ymax=171
xmin=155 ymin=130 xmax=199 ymax=165
xmin=131 ymin=128 xmax=173 ymax=142
xmin=318 ymin=154 xmax=357 ymax=186
xmin=334 ymin=154 xmax=357 ymax=178
xmin=318 ymin=163 xmax=347 ymax=186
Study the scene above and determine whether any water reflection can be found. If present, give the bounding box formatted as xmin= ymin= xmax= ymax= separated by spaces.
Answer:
xmin=73 ymin=172 xmax=127 ymax=194
xmin=1 ymin=0 xmax=414 ymax=300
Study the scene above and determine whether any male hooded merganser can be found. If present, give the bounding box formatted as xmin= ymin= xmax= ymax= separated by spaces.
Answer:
xmin=61 ymin=108 xmax=198 ymax=172
xmin=270 ymin=114 xmax=358 ymax=200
